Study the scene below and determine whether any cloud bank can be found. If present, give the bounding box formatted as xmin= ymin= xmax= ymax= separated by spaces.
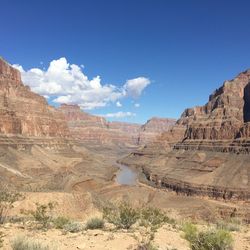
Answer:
xmin=13 ymin=57 xmax=150 ymax=110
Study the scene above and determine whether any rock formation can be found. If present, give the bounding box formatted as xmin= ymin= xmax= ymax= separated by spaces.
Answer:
xmin=121 ymin=69 xmax=250 ymax=201
xmin=59 ymin=104 xmax=176 ymax=147
xmin=59 ymin=104 xmax=140 ymax=146
xmin=0 ymin=58 xmax=100 ymax=190
xmin=138 ymin=117 xmax=176 ymax=145
xmin=0 ymin=57 xmax=70 ymax=139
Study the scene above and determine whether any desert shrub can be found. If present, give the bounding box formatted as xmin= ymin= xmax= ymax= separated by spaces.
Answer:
xmin=11 ymin=235 xmax=51 ymax=250
xmin=63 ymin=222 xmax=83 ymax=233
xmin=53 ymin=216 xmax=70 ymax=229
xmin=140 ymin=207 xmax=175 ymax=230
xmin=0 ymin=185 xmax=23 ymax=224
xmin=85 ymin=217 xmax=104 ymax=230
xmin=182 ymin=222 xmax=198 ymax=244
xmin=182 ymin=222 xmax=233 ymax=250
xmin=103 ymin=202 xmax=139 ymax=229
xmin=21 ymin=202 xmax=56 ymax=229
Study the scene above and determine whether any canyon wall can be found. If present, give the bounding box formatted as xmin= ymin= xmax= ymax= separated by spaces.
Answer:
xmin=0 ymin=58 xmax=122 ymax=192
xmin=121 ymin=69 xmax=250 ymax=200
xmin=0 ymin=57 xmax=70 ymax=140
xmin=59 ymin=104 xmax=176 ymax=146
xmin=138 ymin=117 xmax=176 ymax=145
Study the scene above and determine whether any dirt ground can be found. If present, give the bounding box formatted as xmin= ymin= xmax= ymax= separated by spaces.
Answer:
xmin=0 ymin=220 xmax=249 ymax=250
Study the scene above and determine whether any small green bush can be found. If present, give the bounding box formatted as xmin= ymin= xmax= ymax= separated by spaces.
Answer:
xmin=11 ymin=235 xmax=51 ymax=250
xmin=182 ymin=222 xmax=233 ymax=250
xmin=182 ymin=222 xmax=198 ymax=244
xmin=140 ymin=207 xmax=174 ymax=230
xmin=53 ymin=216 xmax=70 ymax=229
xmin=63 ymin=222 xmax=83 ymax=233
xmin=86 ymin=217 xmax=104 ymax=230
xmin=21 ymin=202 xmax=56 ymax=229
xmin=103 ymin=202 xmax=139 ymax=229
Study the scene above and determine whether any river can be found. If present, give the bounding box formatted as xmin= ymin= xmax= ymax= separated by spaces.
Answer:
xmin=115 ymin=163 xmax=138 ymax=185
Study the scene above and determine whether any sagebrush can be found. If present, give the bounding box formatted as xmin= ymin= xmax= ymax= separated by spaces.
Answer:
xmin=182 ymin=222 xmax=233 ymax=250
xmin=63 ymin=222 xmax=83 ymax=233
xmin=21 ymin=202 xmax=56 ymax=229
xmin=103 ymin=202 xmax=139 ymax=229
xmin=53 ymin=216 xmax=70 ymax=229
xmin=140 ymin=207 xmax=175 ymax=230
xmin=85 ymin=217 xmax=104 ymax=230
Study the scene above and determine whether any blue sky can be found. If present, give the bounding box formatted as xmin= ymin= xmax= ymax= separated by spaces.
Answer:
xmin=1 ymin=0 xmax=250 ymax=124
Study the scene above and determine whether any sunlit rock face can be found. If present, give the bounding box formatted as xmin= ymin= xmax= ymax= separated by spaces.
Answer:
xmin=59 ymin=104 xmax=176 ymax=147
xmin=0 ymin=57 xmax=70 ymax=138
xmin=137 ymin=117 xmax=176 ymax=145
xmin=121 ymin=69 xmax=250 ymax=201
xmin=178 ymin=70 xmax=250 ymax=141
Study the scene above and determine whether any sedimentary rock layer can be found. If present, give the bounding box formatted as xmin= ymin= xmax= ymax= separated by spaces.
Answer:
xmin=0 ymin=58 xmax=116 ymax=191
xmin=0 ymin=57 xmax=70 ymax=139
xmin=121 ymin=69 xmax=250 ymax=200
xmin=138 ymin=117 xmax=176 ymax=144
xmin=59 ymin=104 xmax=175 ymax=146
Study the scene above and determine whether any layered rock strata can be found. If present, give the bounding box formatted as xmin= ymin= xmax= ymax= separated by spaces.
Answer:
xmin=138 ymin=117 xmax=176 ymax=144
xmin=59 ymin=104 xmax=175 ymax=146
xmin=0 ymin=58 xmax=83 ymax=190
xmin=59 ymin=104 xmax=141 ymax=146
xmin=0 ymin=57 xmax=70 ymax=140
xmin=121 ymin=69 xmax=250 ymax=200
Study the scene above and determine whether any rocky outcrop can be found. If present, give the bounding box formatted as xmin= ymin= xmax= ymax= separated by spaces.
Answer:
xmin=138 ymin=117 xmax=176 ymax=145
xmin=0 ymin=57 xmax=70 ymax=139
xmin=0 ymin=58 xmax=122 ymax=190
xmin=59 ymin=104 xmax=140 ymax=146
xmin=180 ymin=70 xmax=250 ymax=141
xmin=121 ymin=69 xmax=250 ymax=200
xmin=59 ymin=104 xmax=175 ymax=147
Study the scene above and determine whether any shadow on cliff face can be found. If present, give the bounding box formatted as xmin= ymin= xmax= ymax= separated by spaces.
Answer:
xmin=243 ymin=82 xmax=250 ymax=122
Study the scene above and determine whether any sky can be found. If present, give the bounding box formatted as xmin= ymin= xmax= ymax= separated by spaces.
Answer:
xmin=1 ymin=0 xmax=250 ymax=124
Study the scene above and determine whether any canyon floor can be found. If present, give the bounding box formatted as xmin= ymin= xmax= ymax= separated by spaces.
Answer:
xmin=0 ymin=145 xmax=249 ymax=250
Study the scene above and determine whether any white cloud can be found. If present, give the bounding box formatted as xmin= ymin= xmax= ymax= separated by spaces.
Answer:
xmin=134 ymin=103 xmax=140 ymax=108
xmin=116 ymin=101 xmax=122 ymax=107
xmin=124 ymin=77 xmax=150 ymax=98
xmin=100 ymin=111 xmax=136 ymax=118
xmin=13 ymin=57 xmax=150 ymax=110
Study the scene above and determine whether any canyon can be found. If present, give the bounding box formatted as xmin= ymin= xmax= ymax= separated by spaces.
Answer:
xmin=121 ymin=69 xmax=250 ymax=208
xmin=0 ymin=57 xmax=177 ymax=202
xmin=59 ymin=104 xmax=176 ymax=147
xmin=0 ymin=56 xmax=249 ymax=227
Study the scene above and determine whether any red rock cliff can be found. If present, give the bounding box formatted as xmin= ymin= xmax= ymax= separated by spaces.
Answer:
xmin=0 ymin=57 xmax=70 ymax=138
xmin=59 ymin=104 xmax=175 ymax=146
xmin=121 ymin=69 xmax=250 ymax=201
xmin=178 ymin=70 xmax=250 ymax=141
